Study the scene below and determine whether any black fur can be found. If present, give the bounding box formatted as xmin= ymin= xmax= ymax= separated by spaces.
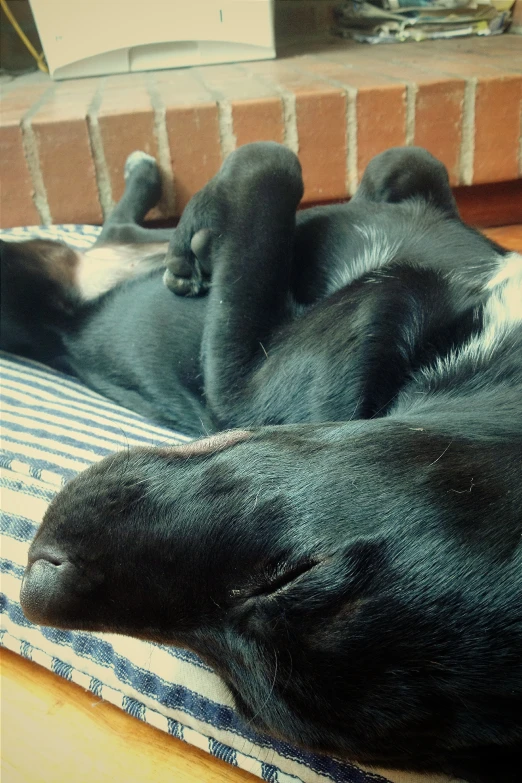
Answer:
xmin=2 ymin=144 xmax=521 ymax=783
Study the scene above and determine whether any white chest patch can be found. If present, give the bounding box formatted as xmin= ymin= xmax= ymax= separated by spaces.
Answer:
xmin=326 ymin=224 xmax=403 ymax=295
xmin=483 ymin=252 xmax=522 ymax=330
xmin=460 ymin=252 xmax=522 ymax=363
xmin=76 ymin=243 xmax=168 ymax=301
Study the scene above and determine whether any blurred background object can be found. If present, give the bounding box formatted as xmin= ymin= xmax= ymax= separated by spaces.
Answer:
xmin=511 ymin=0 xmax=522 ymax=29
xmin=333 ymin=0 xmax=517 ymax=44
xmin=0 ymin=0 xmax=45 ymax=75
xmin=26 ymin=0 xmax=277 ymax=80
xmin=1 ymin=0 xmax=519 ymax=82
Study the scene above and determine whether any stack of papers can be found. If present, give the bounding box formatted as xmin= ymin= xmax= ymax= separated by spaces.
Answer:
xmin=333 ymin=0 xmax=514 ymax=43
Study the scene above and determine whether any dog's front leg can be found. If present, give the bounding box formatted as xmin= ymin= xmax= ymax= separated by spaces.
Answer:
xmin=164 ymin=142 xmax=304 ymax=426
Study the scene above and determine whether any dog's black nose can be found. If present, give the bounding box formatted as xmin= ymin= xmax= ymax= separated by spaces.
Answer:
xmin=20 ymin=549 xmax=72 ymax=625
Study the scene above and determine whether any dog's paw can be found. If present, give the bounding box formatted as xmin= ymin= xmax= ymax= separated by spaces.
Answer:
xmin=220 ymin=142 xmax=303 ymax=206
xmin=163 ymin=229 xmax=213 ymax=297
xmin=123 ymin=151 xmax=162 ymax=203
xmin=164 ymin=174 xmax=223 ymax=297
xmin=163 ymin=143 xmax=302 ymax=298
xmin=124 ymin=151 xmax=158 ymax=180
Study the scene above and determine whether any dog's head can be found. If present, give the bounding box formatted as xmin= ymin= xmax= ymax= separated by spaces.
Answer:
xmin=20 ymin=423 xmax=522 ymax=769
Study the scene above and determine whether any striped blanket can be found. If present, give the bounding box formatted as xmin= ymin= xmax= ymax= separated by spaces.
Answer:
xmin=1 ymin=226 xmax=428 ymax=783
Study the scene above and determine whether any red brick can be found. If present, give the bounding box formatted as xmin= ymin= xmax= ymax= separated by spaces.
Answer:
xmin=0 ymin=81 xmax=50 ymax=227
xmin=414 ymin=80 xmax=465 ymax=186
xmin=356 ymin=85 xmax=407 ymax=182
xmin=314 ymin=56 xmax=465 ymax=185
xmin=0 ymin=79 xmax=50 ymax=126
xmin=96 ymin=73 xmax=160 ymax=217
xmin=451 ymin=33 xmax=522 ymax=54
xmin=231 ymin=97 xmax=284 ymax=147
xmin=389 ymin=50 xmax=515 ymax=79
xmin=473 ymin=75 xmax=522 ymax=184
xmin=196 ymin=64 xmax=285 ymax=149
xmin=0 ymin=124 xmax=40 ymax=227
xmin=151 ymin=70 xmax=222 ymax=215
xmin=30 ymin=79 xmax=102 ymax=224
xmin=294 ymin=54 xmax=399 ymax=90
xmin=375 ymin=36 xmax=521 ymax=70
xmin=363 ymin=48 xmax=521 ymax=185
xmin=296 ymin=88 xmax=347 ymax=200
xmin=165 ymin=105 xmax=221 ymax=215
xmin=1 ymin=37 xmax=521 ymax=227
xmin=454 ymin=34 xmax=522 ymax=62
xmin=245 ymin=60 xmax=348 ymax=201
xmin=291 ymin=58 xmax=407 ymax=187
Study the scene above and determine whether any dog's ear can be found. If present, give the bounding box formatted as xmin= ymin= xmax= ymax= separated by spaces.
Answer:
xmin=161 ymin=430 xmax=252 ymax=458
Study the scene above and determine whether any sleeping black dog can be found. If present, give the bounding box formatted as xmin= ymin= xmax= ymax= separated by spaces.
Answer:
xmin=2 ymin=144 xmax=521 ymax=783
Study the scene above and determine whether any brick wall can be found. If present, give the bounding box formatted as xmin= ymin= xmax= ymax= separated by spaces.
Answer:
xmin=1 ymin=35 xmax=521 ymax=227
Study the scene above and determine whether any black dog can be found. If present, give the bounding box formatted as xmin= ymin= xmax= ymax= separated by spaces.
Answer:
xmin=3 ymin=143 xmax=521 ymax=783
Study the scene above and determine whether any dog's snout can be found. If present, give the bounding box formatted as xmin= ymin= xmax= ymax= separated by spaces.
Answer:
xmin=20 ymin=541 xmax=94 ymax=627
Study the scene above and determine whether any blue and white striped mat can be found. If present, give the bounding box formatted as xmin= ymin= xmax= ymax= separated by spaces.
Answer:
xmin=1 ymin=226 xmax=431 ymax=783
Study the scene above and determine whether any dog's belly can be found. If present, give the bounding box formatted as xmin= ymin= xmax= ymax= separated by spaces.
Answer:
xmin=64 ymin=273 xmax=212 ymax=436
xmin=58 ymin=205 xmax=510 ymax=435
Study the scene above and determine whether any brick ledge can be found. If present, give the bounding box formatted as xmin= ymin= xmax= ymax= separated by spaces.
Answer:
xmin=1 ymin=35 xmax=521 ymax=228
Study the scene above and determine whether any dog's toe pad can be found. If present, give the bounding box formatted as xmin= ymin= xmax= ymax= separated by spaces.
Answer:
xmin=163 ymin=267 xmax=208 ymax=297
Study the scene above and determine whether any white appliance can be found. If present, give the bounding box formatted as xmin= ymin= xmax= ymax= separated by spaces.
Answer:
xmin=29 ymin=0 xmax=276 ymax=80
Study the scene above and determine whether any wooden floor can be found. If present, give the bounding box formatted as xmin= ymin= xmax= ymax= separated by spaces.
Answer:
xmin=1 ymin=224 xmax=521 ymax=783
xmin=1 ymin=649 xmax=257 ymax=783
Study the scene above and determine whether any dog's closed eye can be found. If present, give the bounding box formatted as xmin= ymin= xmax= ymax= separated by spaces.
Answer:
xmin=230 ymin=558 xmax=320 ymax=602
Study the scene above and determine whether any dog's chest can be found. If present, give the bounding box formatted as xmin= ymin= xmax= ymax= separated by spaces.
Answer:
xmin=324 ymin=223 xmax=404 ymax=296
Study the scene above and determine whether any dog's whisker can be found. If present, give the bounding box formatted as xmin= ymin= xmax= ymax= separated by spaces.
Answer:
xmin=426 ymin=440 xmax=453 ymax=468
xmin=198 ymin=417 xmax=211 ymax=437
xmin=348 ymin=393 xmax=363 ymax=423
xmin=252 ymin=491 xmax=260 ymax=512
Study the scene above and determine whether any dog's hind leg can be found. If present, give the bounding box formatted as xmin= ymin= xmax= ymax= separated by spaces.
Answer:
xmin=353 ymin=147 xmax=459 ymax=217
xmin=354 ymin=147 xmax=509 ymax=256
xmin=288 ymin=149 xmax=459 ymax=306
xmin=97 ymin=151 xmax=173 ymax=245
xmin=1 ymin=152 xmax=177 ymax=364
xmin=77 ymin=152 xmax=177 ymax=299
xmin=163 ymin=142 xmax=304 ymax=424
xmin=1 ymin=153 xmax=174 ymax=360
